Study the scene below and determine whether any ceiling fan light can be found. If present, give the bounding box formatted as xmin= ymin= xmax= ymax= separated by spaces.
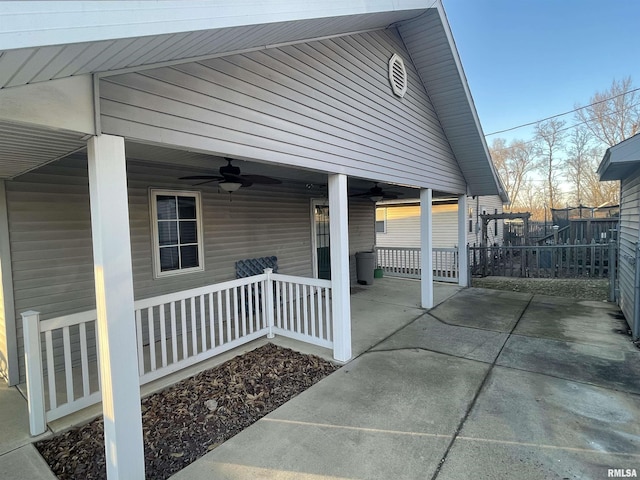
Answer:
xmin=219 ymin=181 xmax=242 ymax=193
xmin=369 ymin=195 xmax=384 ymax=203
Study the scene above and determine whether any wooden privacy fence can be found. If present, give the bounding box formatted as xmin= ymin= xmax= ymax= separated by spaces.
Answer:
xmin=375 ymin=246 xmax=458 ymax=282
xmin=469 ymin=242 xmax=616 ymax=279
xmin=22 ymin=270 xmax=332 ymax=435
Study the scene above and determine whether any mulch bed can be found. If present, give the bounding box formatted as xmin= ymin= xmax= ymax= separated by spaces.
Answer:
xmin=35 ymin=343 xmax=338 ymax=480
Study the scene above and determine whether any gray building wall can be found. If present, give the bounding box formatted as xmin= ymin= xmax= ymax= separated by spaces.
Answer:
xmin=618 ymin=168 xmax=640 ymax=335
xmin=99 ymin=28 xmax=466 ymax=195
xmin=7 ymin=156 xmax=374 ymax=381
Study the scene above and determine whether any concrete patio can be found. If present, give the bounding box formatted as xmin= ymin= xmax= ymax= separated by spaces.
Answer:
xmin=2 ymin=277 xmax=640 ymax=479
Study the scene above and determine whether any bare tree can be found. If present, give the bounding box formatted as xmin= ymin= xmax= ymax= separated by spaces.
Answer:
xmin=489 ymin=137 xmax=536 ymax=210
xmin=565 ymin=126 xmax=596 ymax=205
xmin=575 ymin=76 xmax=640 ymax=147
xmin=535 ymin=118 xmax=566 ymax=209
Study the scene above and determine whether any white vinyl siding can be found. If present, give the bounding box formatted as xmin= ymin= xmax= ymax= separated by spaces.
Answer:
xmin=375 ymin=203 xmax=456 ymax=248
xmin=618 ymin=169 xmax=640 ymax=331
xmin=7 ymin=156 xmax=374 ymax=382
xmin=376 ymin=196 xmax=504 ymax=249
xmin=99 ymin=29 xmax=466 ymax=194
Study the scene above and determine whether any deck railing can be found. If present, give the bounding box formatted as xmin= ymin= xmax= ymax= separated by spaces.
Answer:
xmin=22 ymin=270 xmax=332 ymax=435
xmin=468 ymin=242 xmax=615 ymax=278
xmin=375 ymin=246 xmax=459 ymax=282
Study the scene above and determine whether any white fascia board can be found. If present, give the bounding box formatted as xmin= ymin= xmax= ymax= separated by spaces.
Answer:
xmin=0 ymin=0 xmax=431 ymax=50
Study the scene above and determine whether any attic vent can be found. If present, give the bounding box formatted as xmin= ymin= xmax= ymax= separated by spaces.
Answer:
xmin=388 ymin=54 xmax=408 ymax=98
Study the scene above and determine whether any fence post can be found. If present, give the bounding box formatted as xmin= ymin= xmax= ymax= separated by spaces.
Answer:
xmin=609 ymin=240 xmax=616 ymax=302
xmin=21 ymin=310 xmax=47 ymax=436
xmin=264 ymin=268 xmax=275 ymax=339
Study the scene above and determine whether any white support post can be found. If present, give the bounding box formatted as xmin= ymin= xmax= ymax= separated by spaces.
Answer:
xmin=420 ymin=188 xmax=433 ymax=309
xmin=21 ymin=310 xmax=46 ymax=436
xmin=87 ymin=135 xmax=145 ymax=480
xmin=264 ymin=268 xmax=275 ymax=339
xmin=328 ymin=174 xmax=352 ymax=362
xmin=458 ymin=194 xmax=469 ymax=287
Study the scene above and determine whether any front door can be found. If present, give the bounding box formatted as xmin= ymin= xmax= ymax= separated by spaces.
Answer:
xmin=312 ymin=201 xmax=331 ymax=279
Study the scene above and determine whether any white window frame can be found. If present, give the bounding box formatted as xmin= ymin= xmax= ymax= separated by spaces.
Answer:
xmin=150 ymin=189 xmax=204 ymax=278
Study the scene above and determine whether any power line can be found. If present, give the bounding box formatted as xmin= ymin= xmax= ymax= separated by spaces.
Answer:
xmin=489 ymin=100 xmax=640 ymax=151
xmin=485 ymin=86 xmax=640 ymax=137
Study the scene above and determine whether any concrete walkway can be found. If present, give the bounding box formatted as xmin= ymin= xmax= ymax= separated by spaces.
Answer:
xmin=172 ymin=287 xmax=640 ymax=480
xmin=3 ymin=279 xmax=640 ymax=479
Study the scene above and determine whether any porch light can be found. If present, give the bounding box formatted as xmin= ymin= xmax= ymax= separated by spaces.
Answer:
xmin=219 ymin=181 xmax=242 ymax=193
xmin=370 ymin=195 xmax=384 ymax=202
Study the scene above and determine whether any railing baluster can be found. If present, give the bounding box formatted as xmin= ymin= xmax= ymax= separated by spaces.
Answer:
xmin=45 ymin=331 xmax=56 ymax=410
xmin=276 ymin=281 xmax=282 ymax=328
xmin=302 ymin=284 xmax=309 ymax=335
xmin=295 ymin=284 xmax=301 ymax=333
xmin=200 ymin=295 xmax=207 ymax=352
xmin=170 ymin=302 xmax=178 ymax=363
xmin=317 ymin=287 xmax=324 ymax=340
xmin=310 ymin=285 xmax=316 ymax=338
xmin=148 ymin=307 xmax=156 ymax=372
xmin=288 ymin=282 xmax=294 ymax=331
xmin=225 ymin=289 xmax=232 ymax=343
xmin=216 ymin=291 xmax=224 ymax=345
xmin=79 ymin=322 xmax=90 ymax=397
xmin=180 ymin=299 xmax=188 ymax=359
xmin=62 ymin=326 xmax=74 ymax=403
xmin=190 ymin=297 xmax=198 ymax=354
xmin=208 ymin=294 xmax=215 ymax=349
xmin=325 ymin=287 xmax=332 ymax=341
xmin=159 ymin=305 xmax=167 ymax=368
xmin=240 ymin=284 xmax=247 ymax=336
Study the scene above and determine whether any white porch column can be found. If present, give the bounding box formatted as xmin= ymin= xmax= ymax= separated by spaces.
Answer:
xmin=420 ymin=188 xmax=433 ymax=309
xmin=328 ymin=174 xmax=352 ymax=362
xmin=458 ymin=194 xmax=469 ymax=287
xmin=87 ymin=135 xmax=145 ymax=480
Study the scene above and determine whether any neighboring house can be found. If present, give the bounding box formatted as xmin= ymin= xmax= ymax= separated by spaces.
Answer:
xmin=598 ymin=133 xmax=640 ymax=340
xmin=376 ymin=195 xmax=507 ymax=248
xmin=0 ymin=1 xmax=504 ymax=477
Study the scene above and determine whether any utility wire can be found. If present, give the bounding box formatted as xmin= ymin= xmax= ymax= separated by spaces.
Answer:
xmin=489 ymin=100 xmax=640 ymax=151
xmin=485 ymin=86 xmax=640 ymax=137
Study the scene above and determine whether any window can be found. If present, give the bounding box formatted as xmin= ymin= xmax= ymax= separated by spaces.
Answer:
xmin=375 ymin=207 xmax=387 ymax=233
xmin=150 ymin=190 xmax=204 ymax=277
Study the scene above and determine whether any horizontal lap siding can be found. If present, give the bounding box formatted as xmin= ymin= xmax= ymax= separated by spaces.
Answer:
xmin=376 ymin=204 xmax=457 ymax=248
xmin=8 ymin=156 xmax=374 ymax=381
xmin=100 ymin=29 xmax=465 ymax=194
xmin=7 ymin=159 xmax=95 ymax=382
xmin=618 ymin=170 xmax=640 ymax=329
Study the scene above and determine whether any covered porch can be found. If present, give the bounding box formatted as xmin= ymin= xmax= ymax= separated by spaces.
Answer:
xmin=0 ymin=277 xmax=462 ymax=479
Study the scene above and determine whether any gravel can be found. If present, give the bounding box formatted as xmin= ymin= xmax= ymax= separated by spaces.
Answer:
xmin=471 ymin=276 xmax=610 ymax=301
xmin=35 ymin=343 xmax=338 ymax=480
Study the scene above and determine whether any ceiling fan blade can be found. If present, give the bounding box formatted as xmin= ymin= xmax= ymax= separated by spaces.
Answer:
xmin=382 ymin=193 xmax=399 ymax=200
xmin=179 ymin=175 xmax=224 ymax=181
xmin=349 ymin=191 xmax=372 ymax=197
xmin=192 ymin=179 xmax=220 ymax=186
xmin=240 ymin=174 xmax=282 ymax=185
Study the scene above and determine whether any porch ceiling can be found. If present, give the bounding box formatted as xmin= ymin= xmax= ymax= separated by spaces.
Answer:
xmin=0 ymin=1 xmax=503 ymax=199
xmin=0 ymin=120 xmax=88 ymax=178
xmin=125 ymin=141 xmax=445 ymax=200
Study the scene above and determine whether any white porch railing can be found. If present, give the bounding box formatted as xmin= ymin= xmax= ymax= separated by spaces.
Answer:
xmin=376 ymin=246 xmax=459 ymax=282
xmin=22 ymin=270 xmax=332 ymax=435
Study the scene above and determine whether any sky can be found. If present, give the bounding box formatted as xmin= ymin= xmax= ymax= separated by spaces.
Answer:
xmin=441 ymin=0 xmax=640 ymax=145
